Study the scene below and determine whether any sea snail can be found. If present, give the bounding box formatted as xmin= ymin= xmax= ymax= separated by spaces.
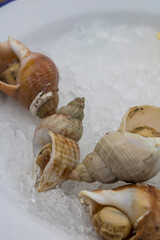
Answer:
xmin=79 ymin=184 xmax=160 ymax=240
xmin=70 ymin=105 xmax=160 ymax=184
xmin=0 ymin=36 xmax=59 ymax=118
xmin=33 ymin=97 xmax=85 ymax=192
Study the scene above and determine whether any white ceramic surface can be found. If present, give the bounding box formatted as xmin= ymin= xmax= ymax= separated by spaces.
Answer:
xmin=1 ymin=0 xmax=160 ymax=239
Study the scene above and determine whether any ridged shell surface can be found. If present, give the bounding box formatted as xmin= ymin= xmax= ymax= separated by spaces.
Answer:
xmin=0 ymin=37 xmax=59 ymax=118
xmin=17 ymin=52 xmax=58 ymax=109
xmin=95 ymin=131 xmax=160 ymax=182
xmin=34 ymin=113 xmax=83 ymax=143
xmin=70 ymin=105 xmax=160 ymax=184
xmin=33 ymin=97 xmax=85 ymax=191
xmin=36 ymin=131 xmax=80 ymax=192
xmin=57 ymin=99 xmax=84 ymax=121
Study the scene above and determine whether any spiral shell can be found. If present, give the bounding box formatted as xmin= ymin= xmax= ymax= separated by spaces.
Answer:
xmin=33 ymin=97 xmax=85 ymax=192
xmin=79 ymin=184 xmax=160 ymax=240
xmin=0 ymin=36 xmax=59 ymax=118
xmin=70 ymin=105 xmax=160 ymax=184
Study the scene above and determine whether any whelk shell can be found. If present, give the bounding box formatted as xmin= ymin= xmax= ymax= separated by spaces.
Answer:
xmin=69 ymin=105 xmax=160 ymax=184
xmin=79 ymin=184 xmax=160 ymax=240
xmin=0 ymin=36 xmax=59 ymax=118
xmin=33 ymin=97 xmax=85 ymax=192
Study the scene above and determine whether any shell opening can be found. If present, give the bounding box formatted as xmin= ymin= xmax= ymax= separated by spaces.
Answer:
xmin=79 ymin=185 xmax=158 ymax=240
xmin=30 ymin=91 xmax=59 ymax=118
xmin=120 ymin=105 xmax=160 ymax=138
xmin=33 ymin=127 xmax=52 ymax=157
xmin=33 ymin=128 xmax=80 ymax=192
xmin=79 ymin=186 xmax=152 ymax=229
xmin=30 ymin=91 xmax=54 ymax=117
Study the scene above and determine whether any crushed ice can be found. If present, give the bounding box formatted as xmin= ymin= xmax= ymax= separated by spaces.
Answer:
xmin=1 ymin=19 xmax=160 ymax=239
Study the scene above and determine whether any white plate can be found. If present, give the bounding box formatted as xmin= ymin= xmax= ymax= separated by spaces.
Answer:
xmin=1 ymin=0 xmax=160 ymax=239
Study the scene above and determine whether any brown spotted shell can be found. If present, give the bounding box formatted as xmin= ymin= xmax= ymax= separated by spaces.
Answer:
xmin=79 ymin=184 xmax=160 ymax=240
xmin=0 ymin=36 xmax=59 ymax=118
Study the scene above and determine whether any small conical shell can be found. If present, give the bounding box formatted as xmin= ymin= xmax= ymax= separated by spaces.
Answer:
xmin=70 ymin=105 xmax=160 ymax=184
xmin=79 ymin=184 xmax=160 ymax=240
xmin=33 ymin=97 xmax=85 ymax=191
xmin=57 ymin=97 xmax=85 ymax=121
xmin=0 ymin=36 xmax=59 ymax=118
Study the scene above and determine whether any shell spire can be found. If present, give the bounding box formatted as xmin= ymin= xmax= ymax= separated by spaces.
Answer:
xmin=69 ymin=105 xmax=160 ymax=184
xmin=0 ymin=36 xmax=59 ymax=118
xmin=57 ymin=97 xmax=84 ymax=121
xmin=33 ymin=97 xmax=85 ymax=192
xmin=79 ymin=184 xmax=160 ymax=240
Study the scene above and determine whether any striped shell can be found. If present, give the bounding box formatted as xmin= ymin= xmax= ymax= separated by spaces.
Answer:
xmin=35 ymin=131 xmax=80 ymax=192
xmin=79 ymin=184 xmax=160 ymax=240
xmin=0 ymin=36 xmax=59 ymax=118
xmin=33 ymin=97 xmax=85 ymax=192
xmin=70 ymin=105 xmax=160 ymax=184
